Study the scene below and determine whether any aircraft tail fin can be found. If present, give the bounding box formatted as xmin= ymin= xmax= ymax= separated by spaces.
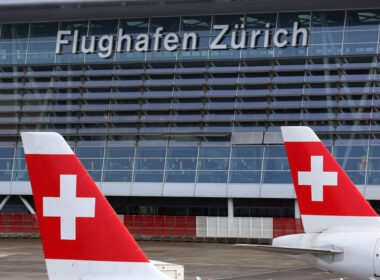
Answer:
xmin=281 ymin=126 xmax=380 ymax=233
xmin=21 ymin=132 xmax=170 ymax=280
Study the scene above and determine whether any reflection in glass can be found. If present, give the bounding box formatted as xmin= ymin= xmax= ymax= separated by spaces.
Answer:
xmin=165 ymin=171 xmax=195 ymax=182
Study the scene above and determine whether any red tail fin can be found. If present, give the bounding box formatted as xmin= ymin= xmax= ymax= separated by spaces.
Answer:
xmin=281 ymin=127 xmax=380 ymax=233
xmin=22 ymin=132 xmax=170 ymax=279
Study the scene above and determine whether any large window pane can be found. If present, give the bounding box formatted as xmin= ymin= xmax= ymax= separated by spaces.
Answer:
xmin=263 ymin=159 xmax=290 ymax=170
xmin=14 ymin=158 xmax=27 ymax=170
xmin=198 ymin=158 xmax=229 ymax=170
xmin=230 ymin=158 xmax=262 ymax=170
xmin=265 ymin=145 xmax=287 ymax=158
xmin=0 ymin=159 xmax=13 ymax=170
xmin=76 ymin=147 xmax=104 ymax=158
xmin=166 ymin=158 xmax=196 ymax=170
xmin=88 ymin=171 xmax=101 ymax=182
xmin=344 ymin=30 xmax=378 ymax=43
xmin=197 ymin=171 xmax=228 ymax=183
xmin=12 ymin=170 xmax=29 ymax=181
xmin=80 ymin=159 xmax=103 ymax=170
xmin=232 ymin=146 xmax=263 ymax=158
xmin=346 ymin=171 xmax=365 ymax=184
xmin=15 ymin=147 xmax=25 ymax=158
xmin=368 ymin=158 xmax=380 ymax=171
xmin=368 ymin=171 xmax=380 ymax=185
xmin=369 ymin=146 xmax=380 ymax=157
xmin=104 ymin=158 xmax=134 ymax=170
xmin=167 ymin=147 xmax=198 ymax=157
xmin=103 ymin=171 xmax=132 ymax=182
xmin=119 ymin=18 xmax=149 ymax=36
xmin=346 ymin=10 xmax=380 ymax=30
xmin=0 ymin=171 xmax=11 ymax=181
xmin=311 ymin=11 xmax=345 ymax=31
xmin=1 ymin=24 xmax=29 ymax=42
xmin=181 ymin=16 xmax=211 ymax=35
xmin=277 ymin=12 xmax=311 ymax=29
xmin=309 ymin=32 xmax=343 ymax=44
xmin=134 ymin=171 xmax=163 ymax=182
xmin=229 ymin=171 xmax=261 ymax=183
xmin=336 ymin=158 xmax=366 ymax=171
xmin=165 ymin=171 xmax=195 ymax=182
xmin=136 ymin=147 xmax=166 ymax=157
xmin=199 ymin=146 xmax=230 ymax=157
xmin=150 ymin=17 xmax=180 ymax=34
xmin=29 ymin=22 xmax=58 ymax=41
xmin=262 ymin=171 xmax=292 ymax=183
xmin=89 ymin=20 xmax=118 ymax=35
xmin=333 ymin=146 xmax=367 ymax=157
xmin=135 ymin=158 xmax=165 ymax=170
xmin=0 ymin=147 xmax=14 ymax=158
xmin=105 ymin=147 xmax=135 ymax=158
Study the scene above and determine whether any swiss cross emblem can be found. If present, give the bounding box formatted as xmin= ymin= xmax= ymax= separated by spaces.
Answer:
xmin=43 ymin=175 xmax=96 ymax=240
xmin=297 ymin=156 xmax=338 ymax=202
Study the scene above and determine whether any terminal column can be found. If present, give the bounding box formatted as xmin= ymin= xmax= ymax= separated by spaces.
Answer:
xmin=294 ymin=200 xmax=300 ymax=219
xmin=228 ymin=198 xmax=234 ymax=219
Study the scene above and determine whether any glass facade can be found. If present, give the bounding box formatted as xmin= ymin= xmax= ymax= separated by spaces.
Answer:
xmin=0 ymin=10 xmax=380 ymax=189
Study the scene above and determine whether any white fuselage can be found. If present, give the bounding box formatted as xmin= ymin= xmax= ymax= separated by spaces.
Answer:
xmin=273 ymin=232 xmax=380 ymax=280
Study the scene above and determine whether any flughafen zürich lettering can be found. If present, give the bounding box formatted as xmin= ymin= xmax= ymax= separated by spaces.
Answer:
xmin=56 ymin=22 xmax=309 ymax=58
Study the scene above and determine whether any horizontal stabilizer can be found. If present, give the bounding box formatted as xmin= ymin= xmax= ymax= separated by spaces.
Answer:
xmin=234 ymin=244 xmax=343 ymax=255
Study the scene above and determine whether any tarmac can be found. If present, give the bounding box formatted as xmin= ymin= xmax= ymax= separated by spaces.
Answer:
xmin=0 ymin=239 xmax=349 ymax=280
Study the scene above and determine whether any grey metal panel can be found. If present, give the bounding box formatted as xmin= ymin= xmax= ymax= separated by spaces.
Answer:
xmin=363 ymin=185 xmax=380 ymax=200
xmin=1 ymin=0 xmax=380 ymax=23
xmin=194 ymin=183 xmax=227 ymax=197
xmin=101 ymin=182 xmax=132 ymax=196
xmin=0 ymin=182 xmax=11 ymax=195
xmin=260 ymin=183 xmax=296 ymax=198
xmin=263 ymin=132 xmax=283 ymax=144
xmin=355 ymin=185 xmax=365 ymax=196
xmin=227 ymin=183 xmax=260 ymax=198
xmin=10 ymin=181 xmax=32 ymax=195
xmin=131 ymin=182 xmax=163 ymax=196
xmin=162 ymin=183 xmax=195 ymax=197
xmin=231 ymin=132 xmax=263 ymax=145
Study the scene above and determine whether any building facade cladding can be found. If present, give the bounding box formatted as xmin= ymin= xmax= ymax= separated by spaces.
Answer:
xmin=1 ymin=10 xmax=380 ymax=200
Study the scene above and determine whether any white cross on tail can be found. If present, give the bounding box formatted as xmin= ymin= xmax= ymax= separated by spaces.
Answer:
xmin=298 ymin=156 xmax=338 ymax=202
xmin=43 ymin=175 xmax=96 ymax=240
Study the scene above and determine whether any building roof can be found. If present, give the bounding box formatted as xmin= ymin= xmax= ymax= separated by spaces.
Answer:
xmin=1 ymin=0 xmax=380 ymax=23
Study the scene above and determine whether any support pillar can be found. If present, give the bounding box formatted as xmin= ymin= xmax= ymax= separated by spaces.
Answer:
xmin=0 ymin=195 xmax=11 ymax=211
xmin=228 ymin=198 xmax=234 ymax=219
xmin=294 ymin=199 xmax=300 ymax=219
xmin=19 ymin=196 xmax=36 ymax=214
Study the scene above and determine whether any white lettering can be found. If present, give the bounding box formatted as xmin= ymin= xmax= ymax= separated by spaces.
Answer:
xmin=250 ymin=30 xmax=262 ymax=48
xmin=264 ymin=23 xmax=271 ymax=48
xmin=117 ymin=28 xmax=132 ymax=52
xmin=153 ymin=27 xmax=164 ymax=51
xmin=81 ymin=35 xmax=96 ymax=54
xmin=210 ymin=24 xmax=229 ymax=50
xmin=56 ymin=30 xmax=71 ymax=53
xmin=98 ymin=35 xmax=113 ymax=58
xmin=183 ymin=32 xmax=197 ymax=50
xmin=72 ymin=30 xmax=79 ymax=53
xmin=135 ymin=34 xmax=149 ymax=52
xmin=231 ymin=24 xmax=247 ymax=49
xmin=273 ymin=29 xmax=289 ymax=48
xmin=292 ymin=22 xmax=308 ymax=47
xmin=164 ymin=33 xmax=179 ymax=51
xmin=55 ymin=22 xmax=310 ymax=57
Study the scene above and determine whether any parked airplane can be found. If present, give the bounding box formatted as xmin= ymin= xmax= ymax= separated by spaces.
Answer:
xmin=238 ymin=126 xmax=380 ymax=280
xmin=21 ymin=132 xmax=172 ymax=280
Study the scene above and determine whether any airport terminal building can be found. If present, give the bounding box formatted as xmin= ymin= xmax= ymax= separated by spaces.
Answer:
xmin=1 ymin=0 xmax=380 ymax=219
